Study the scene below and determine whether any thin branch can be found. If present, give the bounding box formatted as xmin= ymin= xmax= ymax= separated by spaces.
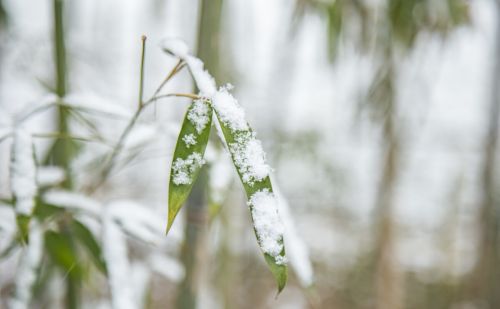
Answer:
xmin=138 ymin=35 xmax=147 ymax=108
xmin=143 ymin=93 xmax=201 ymax=106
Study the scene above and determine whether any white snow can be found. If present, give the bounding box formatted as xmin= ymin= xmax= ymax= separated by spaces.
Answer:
xmin=211 ymin=89 xmax=249 ymax=131
xmin=229 ymin=131 xmax=270 ymax=185
xmin=106 ymin=200 xmax=164 ymax=245
xmin=43 ymin=190 xmax=101 ymax=217
xmin=248 ymin=190 xmax=286 ymax=263
xmin=10 ymin=129 xmax=37 ymax=216
xmin=184 ymin=56 xmax=217 ymax=97
xmin=160 ymin=38 xmax=190 ymax=58
xmin=187 ymin=100 xmax=210 ymax=133
xmin=9 ymin=221 xmax=44 ymax=309
xmin=36 ymin=166 xmax=65 ymax=186
xmin=102 ymin=215 xmax=134 ymax=309
xmin=172 ymin=152 xmax=205 ymax=185
xmin=182 ymin=133 xmax=197 ymax=148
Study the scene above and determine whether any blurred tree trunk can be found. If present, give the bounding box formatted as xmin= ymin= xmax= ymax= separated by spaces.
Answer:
xmin=372 ymin=53 xmax=404 ymax=309
xmin=176 ymin=1 xmax=223 ymax=308
xmin=469 ymin=1 xmax=500 ymax=306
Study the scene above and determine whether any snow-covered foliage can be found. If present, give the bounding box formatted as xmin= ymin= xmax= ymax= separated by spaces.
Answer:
xmin=187 ymin=99 xmax=211 ymax=133
xmin=10 ymin=129 xmax=37 ymax=216
xmin=248 ymin=190 xmax=286 ymax=262
xmin=9 ymin=221 xmax=43 ymax=309
xmin=172 ymin=152 xmax=205 ymax=185
xmin=163 ymin=40 xmax=288 ymax=290
xmin=36 ymin=166 xmax=65 ymax=186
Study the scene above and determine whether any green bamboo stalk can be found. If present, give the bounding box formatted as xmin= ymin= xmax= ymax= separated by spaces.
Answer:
xmin=51 ymin=1 xmax=80 ymax=308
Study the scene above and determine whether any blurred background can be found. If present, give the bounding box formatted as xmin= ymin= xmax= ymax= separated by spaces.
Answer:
xmin=0 ymin=0 xmax=499 ymax=308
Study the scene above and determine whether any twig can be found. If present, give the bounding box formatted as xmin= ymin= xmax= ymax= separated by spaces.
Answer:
xmin=138 ymin=35 xmax=147 ymax=108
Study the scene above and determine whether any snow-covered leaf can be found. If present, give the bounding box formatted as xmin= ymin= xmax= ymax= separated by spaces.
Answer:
xmin=72 ymin=219 xmax=107 ymax=274
xmin=9 ymin=220 xmax=43 ymax=309
xmin=214 ymin=95 xmax=288 ymax=293
xmin=167 ymin=99 xmax=212 ymax=233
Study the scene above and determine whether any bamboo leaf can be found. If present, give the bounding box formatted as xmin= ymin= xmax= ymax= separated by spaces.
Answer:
xmin=213 ymin=95 xmax=288 ymax=292
xmin=71 ymin=219 xmax=107 ymax=274
xmin=167 ymin=99 xmax=212 ymax=233
xmin=45 ymin=230 xmax=83 ymax=280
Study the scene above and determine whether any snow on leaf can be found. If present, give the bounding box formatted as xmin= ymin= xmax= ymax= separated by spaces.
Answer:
xmin=211 ymin=88 xmax=248 ymax=131
xmin=167 ymin=99 xmax=212 ymax=234
xmin=163 ymin=40 xmax=287 ymax=291
xmin=9 ymin=220 xmax=43 ymax=309
xmin=215 ymin=101 xmax=287 ymax=292
xmin=10 ymin=128 xmax=37 ymax=216
xmin=160 ymin=38 xmax=190 ymax=58
xmin=248 ymin=190 xmax=285 ymax=258
xmin=184 ymin=56 xmax=217 ymax=97
xmin=182 ymin=133 xmax=197 ymax=148
xmin=43 ymin=190 xmax=101 ymax=217
xmin=36 ymin=166 xmax=65 ymax=187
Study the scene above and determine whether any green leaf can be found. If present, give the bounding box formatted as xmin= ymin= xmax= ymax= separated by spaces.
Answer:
xmin=71 ymin=219 xmax=107 ymax=274
xmin=45 ymin=230 xmax=83 ymax=280
xmin=167 ymin=99 xmax=212 ymax=233
xmin=214 ymin=111 xmax=288 ymax=293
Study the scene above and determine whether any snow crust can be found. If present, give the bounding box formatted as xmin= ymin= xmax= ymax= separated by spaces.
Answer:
xmin=36 ymin=166 xmax=65 ymax=186
xmin=182 ymin=133 xmax=197 ymax=148
xmin=248 ymin=190 xmax=286 ymax=263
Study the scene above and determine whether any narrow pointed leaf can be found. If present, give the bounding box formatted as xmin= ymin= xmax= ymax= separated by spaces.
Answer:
xmin=167 ymin=99 xmax=212 ymax=233
xmin=212 ymin=91 xmax=287 ymax=292
xmin=71 ymin=219 xmax=107 ymax=274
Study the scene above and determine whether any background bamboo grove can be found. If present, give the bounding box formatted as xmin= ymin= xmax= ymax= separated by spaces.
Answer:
xmin=0 ymin=0 xmax=499 ymax=308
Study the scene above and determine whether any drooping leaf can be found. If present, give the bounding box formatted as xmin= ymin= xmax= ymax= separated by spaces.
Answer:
xmin=71 ymin=219 xmax=107 ymax=274
xmin=45 ymin=230 xmax=83 ymax=280
xmin=213 ymin=103 xmax=288 ymax=293
xmin=167 ymin=99 xmax=212 ymax=233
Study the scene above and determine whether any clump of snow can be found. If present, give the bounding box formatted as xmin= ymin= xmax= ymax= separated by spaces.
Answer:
xmin=10 ymin=129 xmax=37 ymax=216
xmin=211 ymin=89 xmax=249 ymax=131
xmin=160 ymin=38 xmax=189 ymax=58
xmin=36 ymin=166 xmax=65 ymax=186
xmin=248 ymin=190 xmax=286 ymax=263
xmin=182 ymin=134 xmax=197 ymax=148
xmin=9 ymin=220 xmax=43 ymax=309
xmin=43 ymin=190 xmax=101 ymax=217
xmin=229 ymin=131 xmax=270 ymax=185
xmin=187 ymin=100 xmax=210 ymax=134
xmin=184 ymin=56 xmax=217 ymax=97
xmin=172 ymin=152 xmax=205 ymax=185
